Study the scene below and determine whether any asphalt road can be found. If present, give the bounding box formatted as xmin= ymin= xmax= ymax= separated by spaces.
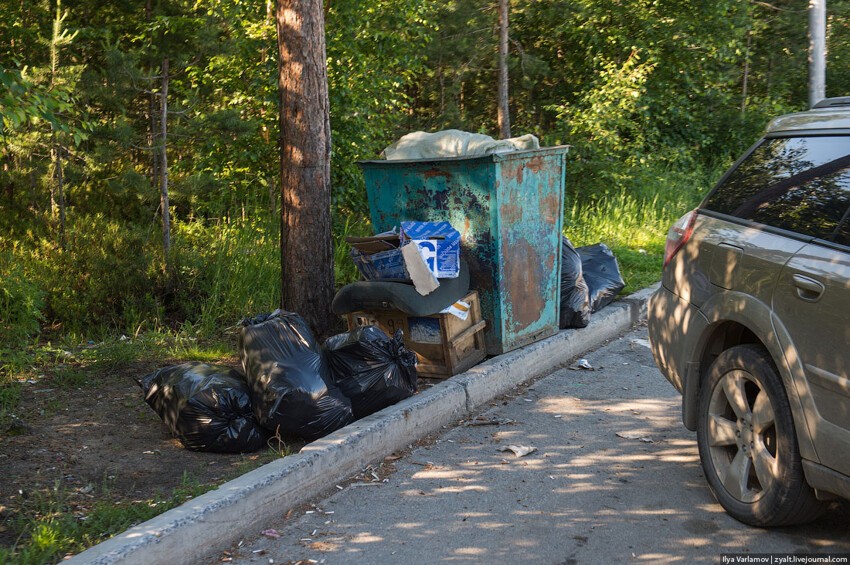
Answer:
xmin=217 ymin=324 xmax=850 ymax=565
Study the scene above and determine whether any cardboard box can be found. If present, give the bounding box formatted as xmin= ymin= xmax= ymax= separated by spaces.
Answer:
xmin=401 ymin=221 xmax=460 ymax=279
xmin=346 ymin=291 xmax=486 ymax=378
xmin=347 ymin=222 xmax=461 ymax=282
xmin=347 ymin=232 xmax=407 ymax=281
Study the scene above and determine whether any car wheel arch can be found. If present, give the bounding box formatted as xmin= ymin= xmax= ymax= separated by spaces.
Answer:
xmin=681 ymin=298 xmax=817 ymax=462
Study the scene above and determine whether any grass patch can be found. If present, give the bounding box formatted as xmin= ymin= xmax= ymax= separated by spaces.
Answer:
xmin=0 ymin=329 xmax=235 ymax=430
xmin=0 ymin=474 xmax=216 ymax=565
xmin=563 ymin=186 xmax=701 ymax=294
xmin=0 ymin=457 xmax=284 ymax=565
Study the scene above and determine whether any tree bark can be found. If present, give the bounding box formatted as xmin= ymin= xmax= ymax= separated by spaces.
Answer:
xmin=275 ymin=0 xmax=335 ymax=336
xmin=160 ymin=57 xmax=172 ymax=270
xmin=497 ymin=0 xmax=511 ymax=139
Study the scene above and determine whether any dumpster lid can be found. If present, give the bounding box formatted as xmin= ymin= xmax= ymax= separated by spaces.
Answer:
xmin=358 ymin=145 xmax=570 ymax=168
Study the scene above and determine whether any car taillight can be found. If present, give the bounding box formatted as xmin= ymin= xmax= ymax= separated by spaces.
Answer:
xmin=663 ymin=210 xmax=697 ymax=267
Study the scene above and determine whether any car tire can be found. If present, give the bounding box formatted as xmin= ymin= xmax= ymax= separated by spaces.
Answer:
xmin=696 ymin=344 xmax=824 ymax=526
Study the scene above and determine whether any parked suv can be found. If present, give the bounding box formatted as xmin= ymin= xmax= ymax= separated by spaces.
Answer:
xmin=648 ymin=97 xmax=850 ymax=526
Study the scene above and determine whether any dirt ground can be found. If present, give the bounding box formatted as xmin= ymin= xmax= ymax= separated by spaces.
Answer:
xmin=0 ymin=359 xmax=285 ymax=551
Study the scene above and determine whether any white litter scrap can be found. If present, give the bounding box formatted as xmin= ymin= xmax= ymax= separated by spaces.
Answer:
xmin=570 ymin=358 xmax=594 ymax=371
xmin=498 ymin=445 xmax=538 ymax=457
xmin=440 ymin=299 xmax=470 ymax=320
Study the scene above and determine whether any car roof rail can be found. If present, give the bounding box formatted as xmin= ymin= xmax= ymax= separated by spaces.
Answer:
xmin=813 ymin=96 xmax=850 ymax=109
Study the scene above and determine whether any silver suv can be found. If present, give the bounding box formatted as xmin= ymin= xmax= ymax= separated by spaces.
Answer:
xmin=648 ymin=97 xmax=850 ymax=526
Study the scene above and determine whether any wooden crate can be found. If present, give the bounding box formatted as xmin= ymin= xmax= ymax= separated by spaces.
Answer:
xmin=346 ymin=291 xmax=487 ymax=378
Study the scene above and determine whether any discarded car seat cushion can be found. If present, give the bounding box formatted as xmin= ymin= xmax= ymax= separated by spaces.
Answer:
xmin=323 ymin=326 xmax=418 ymax=419
xmin=332 ymin=260 xmax=470 ymax=316
xmin=238 ymin=311 xmax=354 ymax=441
xmin=578 ymin=243 xmax=626 ymax=313
xmin=559 ymin=236 xmax=592 ymax=329
xmin=137 ymin=362 xmax=268 ymax=453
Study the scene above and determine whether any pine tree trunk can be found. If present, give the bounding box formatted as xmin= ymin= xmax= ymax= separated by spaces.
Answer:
xmin=275 ymin=0 xmax=335 ymax=336
xmin=497 ymin=0 xmax=511 ymax=139
xmin=160 ymin=57 xmax=171 ymax=269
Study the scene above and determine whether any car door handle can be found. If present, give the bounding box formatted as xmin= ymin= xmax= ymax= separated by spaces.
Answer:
xmin=792 ymin=274 xmax=825 ymax=302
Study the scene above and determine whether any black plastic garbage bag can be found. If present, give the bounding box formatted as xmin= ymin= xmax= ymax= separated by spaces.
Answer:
xmin=323 ymin=326 xmax=417 ymax=419
xmin=238 ymin=310 xmax=354 ymax=441
xmin=578 ymin=243 xmax=626 ymax=312
xmin=137 ymin=362 xmax=268 ymax=453
xmin=559 ymin=236 xmax=591 ymax=329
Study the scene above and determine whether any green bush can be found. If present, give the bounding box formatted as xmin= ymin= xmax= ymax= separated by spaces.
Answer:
xmin=170 ymin=215 xmax=281 ymax=334
xmin=0 ymin=252 xmax=45 ymax=347
xmin=25 ymin=215 xmax=161 ymax=336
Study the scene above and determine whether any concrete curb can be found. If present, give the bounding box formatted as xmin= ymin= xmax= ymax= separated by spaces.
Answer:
xmin=66 ymin=284 xmax=658 ymax=565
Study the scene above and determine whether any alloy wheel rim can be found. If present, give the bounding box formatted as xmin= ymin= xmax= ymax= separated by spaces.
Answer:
xmin=706 ymin=369 xmax=779 ymax=503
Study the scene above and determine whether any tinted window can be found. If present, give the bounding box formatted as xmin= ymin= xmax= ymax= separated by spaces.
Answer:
xmin=704 ymin=136 xmax=850 ymax=239
xmin=832 ymin=206 xmax=850 ymax=247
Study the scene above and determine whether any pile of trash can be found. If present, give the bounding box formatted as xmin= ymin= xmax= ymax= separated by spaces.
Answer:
xmin=137 ymin=130 xmax=631 ymax=454
xmin=558 ymin=237 xmax=625 ymax=329
xmin=137 ymin=310 xmax=417 ymax=453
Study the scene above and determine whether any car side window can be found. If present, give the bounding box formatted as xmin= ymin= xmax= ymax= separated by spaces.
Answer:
xmin=831 ymin=205 xmax=850 ymax=247
xmin=704 ymin=136 xmax=850 ymax=239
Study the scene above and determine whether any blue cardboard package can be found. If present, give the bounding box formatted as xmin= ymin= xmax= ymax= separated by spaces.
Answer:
xmin=401 ymin=221 xmax=460 ymax=279
xmin=347 ymin=222 xmax=461 ymax=281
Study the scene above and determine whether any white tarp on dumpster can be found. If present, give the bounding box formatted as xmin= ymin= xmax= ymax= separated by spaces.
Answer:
xmin=382 ymin=129 xmax=540 ymax=160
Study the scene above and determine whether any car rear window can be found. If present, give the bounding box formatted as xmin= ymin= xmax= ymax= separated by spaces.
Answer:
xmin=703 ymin=135 xmax=850 ymax=240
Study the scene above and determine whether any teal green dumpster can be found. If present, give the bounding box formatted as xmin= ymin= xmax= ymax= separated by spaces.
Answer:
xmin=360 ymin=146 xmax=567 ymax=355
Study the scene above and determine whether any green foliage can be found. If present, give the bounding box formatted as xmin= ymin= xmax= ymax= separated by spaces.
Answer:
xmin=549 ymin=51 xmax=656 ymax=200
xmin=326 ymin=0 xmax=440 ymax=217
xmin=0 ymin=253 xmax=45 ymax=347
xmin=0 ymin=474 xmax=216 ymax=565
xmin=2 ymin=0 xmax=848 ymax=343
xmin=19 ymin=215 xmax=159 ymax=335
xmin=170 ymin=215 xmax=281 ymax=334
xmin=563 ymin=164 xmax=713 ymax=293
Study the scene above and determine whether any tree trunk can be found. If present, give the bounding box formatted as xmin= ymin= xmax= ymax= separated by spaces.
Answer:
xmin=497 ymin=0 xmax=511 ymax=139
xmin=275 ymin=0 xmax=335 ymax=336
xmin=160 ymin=57 xmax=171 ymax=270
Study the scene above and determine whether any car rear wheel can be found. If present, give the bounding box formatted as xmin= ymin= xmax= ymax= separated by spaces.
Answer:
xmin=696 ymin=344 xmax=824 ymax=526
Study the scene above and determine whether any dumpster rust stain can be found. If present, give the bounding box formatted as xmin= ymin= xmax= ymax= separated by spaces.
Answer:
xmin=451 ymin=188 xmax=487 ymax=212
xmin=500 ymin=201 xmax=523 ymax=224
xmin=506 ymin=238 xmax=544 ymax=332
xmin=526 ymin=156 xmax=545 ymax=173
xmin=541 ymin=192 xmax=560 ymax=224
xmin=424 ymin=168 xmax=452 ymax=179
xmin=510 ymin=156 xmax=546 ymax=185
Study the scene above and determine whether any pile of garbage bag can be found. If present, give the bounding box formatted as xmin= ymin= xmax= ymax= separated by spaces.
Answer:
xmin=559 ymin=240 xmax=625 ymax=329
xmin=137 ymin=362 xmax=268 ymax=453
xmin=238 ymin=310 xmax=355 ymax=441
xmin=323 ymin=326 xmax=417 ymax=419
xmin=139 ymin=310 xmax=418 ymax=452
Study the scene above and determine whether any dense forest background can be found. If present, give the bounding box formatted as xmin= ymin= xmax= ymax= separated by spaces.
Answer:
xmin=2 ymin=0 xmax=849 ymax=345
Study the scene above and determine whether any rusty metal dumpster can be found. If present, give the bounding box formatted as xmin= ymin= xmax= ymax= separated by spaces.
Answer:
xmin=359 ymin=146 xmax=567 ymax=355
